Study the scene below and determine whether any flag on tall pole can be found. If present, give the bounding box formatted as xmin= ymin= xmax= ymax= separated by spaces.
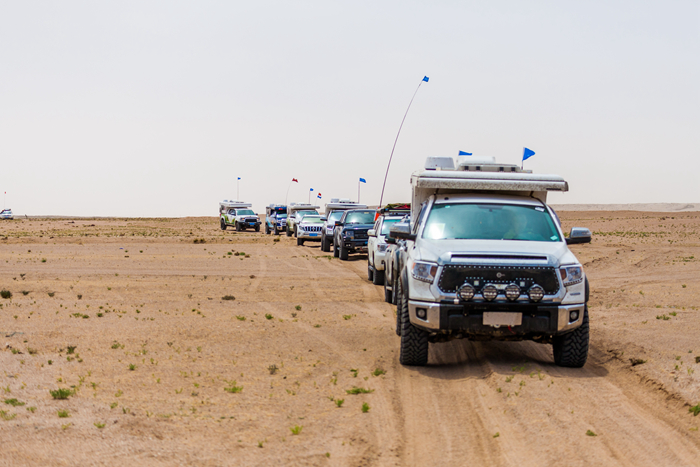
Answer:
xmin=379 ymin=75 xmax=429 ymax=207
xmin=358 ymin=178 xmax=366 ymax=203
xmin=237 ymin=177 xmax=241 ymax=200
xmin=458 ymin=151 xmax=472 ymax=156
xmin=308 ymin=188 xmax=314 ymax=204
xmin=317 ymin=193 xmax=322 ymax=199
xmin=286 ymin=178 xmax=299 ymax=205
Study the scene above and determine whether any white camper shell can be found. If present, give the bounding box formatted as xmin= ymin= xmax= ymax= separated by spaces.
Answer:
xmin=410 ymin=156 xmax=568 ymax=222
xmin=219 ymin=200 xmax=261 ymax=232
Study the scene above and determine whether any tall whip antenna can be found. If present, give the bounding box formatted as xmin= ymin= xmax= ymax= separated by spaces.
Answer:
xmin=378 ymin=76 xmax=429 ymax=207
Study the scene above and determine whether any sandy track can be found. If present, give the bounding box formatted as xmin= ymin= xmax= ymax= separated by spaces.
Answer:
xmin=1 ymin=214 xmax=699 ymax=466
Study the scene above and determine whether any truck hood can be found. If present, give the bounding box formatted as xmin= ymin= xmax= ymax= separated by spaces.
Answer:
xmin=415 ymin=238 xmax=579 ymax=268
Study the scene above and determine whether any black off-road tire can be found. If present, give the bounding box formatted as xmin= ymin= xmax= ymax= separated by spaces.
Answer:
xmin=265 ymin=223 xmax=270 ymax=235
xmin=286 ymin=227 xmax=292 ymax=237
xmin=321 ymin=235 xmax=331 ymax=252
xmin=297 ymin=237 xmax=304 ymax=246
xmin=235 ymin=222 xmax=241 ymax=232
xmin=367 ymin=264 xmax=374 ymax=281
xmin=333 ymin=240 xmax=339 ymax=257
xmin=339 ymin=245 xmax=349 ymax=260
xmin=373 ymin=268 xmax=384 ymax=286
xmin=255 ymin=225 xmax=260 ymax=232
xmin=220 ymin=219 xmax=227 ymax=231
xmin=552 ymin=306 xmax=589 ymax=368
xmin=398 ymin=279 xmax=429 ymax=366
xmin=384 ymin=279 xmax=393 ymax=304
xmin=391 ymin=275 xmax=398 ymax=305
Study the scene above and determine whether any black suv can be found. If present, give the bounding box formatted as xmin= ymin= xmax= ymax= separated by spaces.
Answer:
xmin=333 ymin=209 xmax=376 ymax=260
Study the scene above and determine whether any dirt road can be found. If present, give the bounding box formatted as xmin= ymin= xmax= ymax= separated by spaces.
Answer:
xmin=0 ymin=213 xmax=699 ymax=466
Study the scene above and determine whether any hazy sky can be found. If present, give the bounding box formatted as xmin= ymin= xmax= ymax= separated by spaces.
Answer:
xmin=1 ymin=1 xmax=698 ymax=217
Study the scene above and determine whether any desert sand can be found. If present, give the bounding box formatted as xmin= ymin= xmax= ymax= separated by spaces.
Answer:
xmin=1 ymin=212 xmax=699 ymax=466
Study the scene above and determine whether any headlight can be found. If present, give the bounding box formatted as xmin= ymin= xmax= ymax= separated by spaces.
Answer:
xmin=528 ymin=284 xmax=545 ymax=302
xmin=505 ymin=284 xmax=521 ymax=301
xmin=559 ymin=265 xmax=583 ymax=286
xmin=343 ymin=230 xmax=354 ymax=239
xmin=411 ymin=261 xmax=438 ymax=283
xmin=482 ymin=284 xmax=498 ymax=301
xmin=457 ymin=283 xmax=475 ymax=301
xmin=377 ymin=244 xmax=388 ymax=253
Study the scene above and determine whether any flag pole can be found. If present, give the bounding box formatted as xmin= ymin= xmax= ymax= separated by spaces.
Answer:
xmin=237 ymin=179 xmax=240 ymax=201
xmin=358 ymin=181 xmax=360 ymax=204
xmin=379 ymin=76 xmax=429 ymax=208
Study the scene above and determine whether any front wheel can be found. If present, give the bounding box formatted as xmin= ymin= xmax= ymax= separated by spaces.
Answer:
xmin=384 ymin=278 xmax=393 ymax=304
xmin=254 ymin=225 xmax=260 ymax=232
xmin=235 ymin=222 xmax=241 ymax=232
xmin=333 ymin=240 xmax=339 ymax=257
xmin=367 ymin=264 xmax=374 ymax=281
xmin=220 ymin=219 xmax=227 ymax=231
xmin=265 ymin=223 xmax=270 ymax=234
xmin=321 ymin=234 xmax=331 ymax=252
xmin=339 ymin=245 xmax=349 ymax=260
xmin=398 ymin=278 xmax=429 ymax=366
xmin=286 ymin=227 xmax=292 ymax=237
xmin=296 ymin=237 xmax=304 ymax=246
xmin=552 ymin=306 xmax=589 ymax=368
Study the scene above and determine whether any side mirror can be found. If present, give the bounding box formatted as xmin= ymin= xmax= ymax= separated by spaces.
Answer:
xmin=335 ymin=221 xmax=343 ymax=227
xmin=368 ymin=229 xmax=377 ymax=237
xmin=566 ymin=227 xmax=591 ymax=245
xmin=390 ymin=223 xmax=416 ymax=241
xmin=385 ymin=236 xmax=397 ymax=244
xmin=321 ymin=217 xmax=327 ymax=221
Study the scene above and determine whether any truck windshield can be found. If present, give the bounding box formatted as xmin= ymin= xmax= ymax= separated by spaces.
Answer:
xmin=381 ymin=218 xmax=401 ymax=236
xmin=327 ymin=211 xmax=344 ymax=222
xmin=237 ymin=209 xmax=256 ymax=215
xmin=423 ymin=203 xmax=561 ymax=242
xmin=345 ymin=212 xmax=375 ymax=224
xmin=296 ymin=210 xmax=318 ymax=217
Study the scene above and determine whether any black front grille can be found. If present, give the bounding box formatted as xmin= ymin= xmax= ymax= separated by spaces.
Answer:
xmin=354 ymin=231 xmax=369 ymax=240
xmin=438 ymin=265 xmax=560 ymax=295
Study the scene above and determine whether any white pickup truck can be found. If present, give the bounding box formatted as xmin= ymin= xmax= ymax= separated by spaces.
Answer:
xmin=219 ymin=201 xmax=261 ymax=232
xmin=391 ymin=156 xmax=592 ymax=368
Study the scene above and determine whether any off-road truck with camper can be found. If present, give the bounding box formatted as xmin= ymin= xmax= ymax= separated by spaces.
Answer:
xmin=265 ymin=204 xmax=287 ymax=235
xmin=391 ymin=156 xmax=592 ymax=368
xmin=286 ymin=203 xmax=320 ymax=237
xmin=367 ymin=214 xmax=406 ymax=286
xmin=332 ymin=209 xmax=376 ymax=260
xmin=219 ymin=201 xmax=261 ymax=232
xmin=321 ymin=199 xmax=367 ymax=252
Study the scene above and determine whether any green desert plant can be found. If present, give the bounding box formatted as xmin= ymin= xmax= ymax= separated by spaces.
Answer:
xmin=0 ymin=290 xmax=11 ymax=299
xmin=224 ymin=381 xmax=243 ymax=393
xmin=49 ymin=388 xmax=73 ymax=400
xmin=361 ymin=402 xmax=370 ymax=413
xmin=346 ymin=386 xmax=374 ymax=395
xmin=3 ymin=398 xmax=24 ymax=407
xmin=222 ymin=295 xmax=236 ymax=301
xmin=290 ymin=425 xmax=303 ymax=435
xmin=57 ymin=409 xmax=70 ymax=418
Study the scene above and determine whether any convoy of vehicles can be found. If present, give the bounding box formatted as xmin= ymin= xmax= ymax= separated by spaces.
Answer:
xmin=220 ymin=155 xmax=591 ymax=370
xmin=332 ymin=209 xmax=376 ymax=260
xmin=387 ymin=156 xmax=591 ymax=368
xmin=219 ymin=201 xmax=261 ymax=231
xmin=286 ymin=203 xmax=320 ymax=237
xmin=265 ymin=204 xmax=287 ymax=235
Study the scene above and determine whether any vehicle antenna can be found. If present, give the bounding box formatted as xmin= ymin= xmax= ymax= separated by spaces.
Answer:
xmin=378 ymin=76 xmax=429 ymax=208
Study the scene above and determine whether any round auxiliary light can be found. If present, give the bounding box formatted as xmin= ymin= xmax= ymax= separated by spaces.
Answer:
xmin=528 ymin=284 xmax=545 ymax=302
xmin=505 ymin=283 xmax=521 ymax=301
xmin=482 ymin=284 xmax=498 ymax=301
xmin=457 ymin=283 xmax=476 ymax=301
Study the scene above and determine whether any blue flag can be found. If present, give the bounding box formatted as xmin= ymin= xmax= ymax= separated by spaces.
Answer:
xmin=522 ymin=147 xmax=535 ymax=161
xmin=422 ymin=76 xmax=429 ymax=82
xmin=458 ymin=151 xmax=472 ymax=156
xmin=359 ymin=178 xmax=366 ymax=183
xmin=237 ymin=177 xmax=241 ymax=180
xmin=310 ymin=188 xmax=313 ymax=192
